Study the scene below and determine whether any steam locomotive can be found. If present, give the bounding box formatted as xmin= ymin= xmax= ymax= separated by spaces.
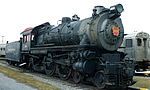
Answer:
xmin=6 ymin=4 xmax=134 ymax=89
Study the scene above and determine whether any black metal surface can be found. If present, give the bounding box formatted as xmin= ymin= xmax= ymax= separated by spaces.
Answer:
xmin=5 ymin=41 xmax=21 ymax=62
xmin=73 ymin=60 xmax=96 ymax=74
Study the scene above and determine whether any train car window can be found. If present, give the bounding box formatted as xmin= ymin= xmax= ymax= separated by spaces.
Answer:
xmin=0 ymin=48 xmax=2 ymax=51
xmin=143 ymin=38 xmax=147 ymax=47
xmin=149 ymin=40 xmax=150 ymax=47
xmin=125 ymin=39 xmax=132 ymax=47
xmin=137 ymin=38 xmax=142 ymax=46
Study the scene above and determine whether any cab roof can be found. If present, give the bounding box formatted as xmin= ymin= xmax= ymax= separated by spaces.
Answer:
xmin=20 ymin=27 xmax=33 ymax=35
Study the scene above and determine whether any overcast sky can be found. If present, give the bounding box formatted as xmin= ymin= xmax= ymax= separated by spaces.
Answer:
xmin=0 ymin=0 xmax=150 ymax=43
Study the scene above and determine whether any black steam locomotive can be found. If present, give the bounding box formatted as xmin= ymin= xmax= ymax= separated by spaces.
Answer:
xmin=6 ymin=4 xmax=134 ymax=89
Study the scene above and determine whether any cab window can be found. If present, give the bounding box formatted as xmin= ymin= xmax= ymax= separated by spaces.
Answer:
xmin=23 ymin=35 xmax=27 ymax=43
xmin=125 ymin=39 xmax=132 ymax=48
xmin=31 ymin=35 xmax=34 ymax=41
xmin=23 ymin=35 xmax=31 ymax=42
xmin=27 ymin=35 xmax=31 ymax=42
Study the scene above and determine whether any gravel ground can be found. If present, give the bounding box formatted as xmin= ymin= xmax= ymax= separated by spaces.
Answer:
xmin=0 ymin=73 xmax=37 ymax=90
xmin=24 ymin=72 xmax=98 ymax=90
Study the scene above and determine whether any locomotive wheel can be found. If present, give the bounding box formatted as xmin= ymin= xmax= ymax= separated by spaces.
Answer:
xmin=93 ymin=71 xmax=106 ymax=89
xmin=57 ymin=65 xmax=71 ymax=80
xmin=72 ymin=71 xmax=82 ymax=84
xmin=44 ymin=62 xmax=56 ymax=76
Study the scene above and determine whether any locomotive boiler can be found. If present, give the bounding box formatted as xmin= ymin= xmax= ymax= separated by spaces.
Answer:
xmin=6 ymin=4 xmax=134 ymax=89
xmin=34 ymin=6 xmax=124 ymax=51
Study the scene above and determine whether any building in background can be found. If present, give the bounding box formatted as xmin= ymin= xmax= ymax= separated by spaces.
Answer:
xmin=0 ymin=44 xmax=6 ymax=57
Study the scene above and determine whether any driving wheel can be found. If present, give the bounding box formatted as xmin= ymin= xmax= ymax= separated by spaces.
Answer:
xmin=93 ymin=71 xmax=106 ymax=89
xmin=57 ymin=65 xmax=71 ymax=80
xmin=72 ymin=71 xmax=82 ymax=84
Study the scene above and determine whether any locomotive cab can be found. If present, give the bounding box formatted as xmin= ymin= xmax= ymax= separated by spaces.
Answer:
xmin=21 ymin=28 xmax=33 ymax=52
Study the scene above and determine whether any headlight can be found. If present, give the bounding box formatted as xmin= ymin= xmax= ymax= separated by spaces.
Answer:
xmin=110 ymin=4 xmax=124 ymax=13
xmin=116 ymin=4 xmax=124 ymax=13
